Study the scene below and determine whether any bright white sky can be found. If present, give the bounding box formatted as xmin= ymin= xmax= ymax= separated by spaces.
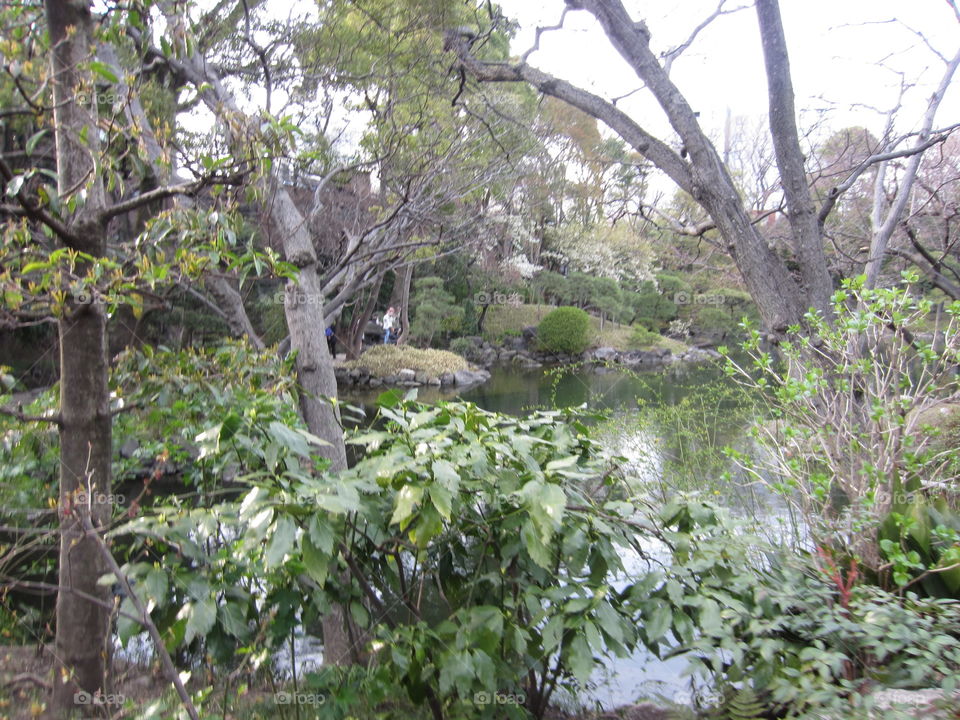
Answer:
xmin=498 ymin=0 xmax=959 ymax=149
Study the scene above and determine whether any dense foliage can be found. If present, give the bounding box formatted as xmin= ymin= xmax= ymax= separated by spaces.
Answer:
xmin=722 ymin=274 xmax=960 ymax=595
xmin=536 ymin=307 xmax=592 ymax=355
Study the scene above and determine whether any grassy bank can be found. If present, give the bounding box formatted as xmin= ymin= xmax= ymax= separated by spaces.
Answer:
xmin=343 ymin=344 xmax=470 ymax=377
xmin=481 ymin=303 xmax=688 ymax=353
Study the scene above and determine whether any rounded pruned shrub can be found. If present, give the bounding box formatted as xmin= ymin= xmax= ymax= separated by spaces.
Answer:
xmin=536 ymin=306 xmax=592 ymax=354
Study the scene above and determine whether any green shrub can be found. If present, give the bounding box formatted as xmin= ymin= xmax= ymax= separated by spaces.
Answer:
xmin=646 ymin=498 xmax=960 ymax=717
xmin=692 ymin=306 xmax=738 ymax=335
xmin=633 ymin=315 xmax=657 ymax=331
xmin=537 ymin=306 xmax=592 ymax=354
xmin=627 ymin=281 xmax=679 ymax=329
xmin=409 ymin=276 xmax=464 ymax=346
xmin=448 ymin=337 xmax=480 ymax=363
xmin=628 ymin=324 xmax=659 ymax=349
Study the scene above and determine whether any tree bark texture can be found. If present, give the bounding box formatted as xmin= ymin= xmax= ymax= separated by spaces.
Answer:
xmin=755 ymin=0 xmax=833 ymax=317
xmin=393 ymin=265 xmax=412 ymax=346
xmin=45 ymin=0 xmax=113 ymax=713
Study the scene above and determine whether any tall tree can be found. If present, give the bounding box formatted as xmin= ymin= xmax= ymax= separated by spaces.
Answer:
xmin=448 ymin=0 xmax=960 ymax=331
xmin=43 ymin=0 xmax=113 ymax=709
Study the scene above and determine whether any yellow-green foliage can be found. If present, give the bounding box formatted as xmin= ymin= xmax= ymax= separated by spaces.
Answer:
xmin=344 ymin=345 xmax=470 ymax=378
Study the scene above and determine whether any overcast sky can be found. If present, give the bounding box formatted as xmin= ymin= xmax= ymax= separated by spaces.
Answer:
xmin=497 ymin=0 xmax=959 ymax=148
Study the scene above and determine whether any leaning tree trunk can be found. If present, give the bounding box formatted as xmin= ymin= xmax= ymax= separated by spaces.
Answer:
xmin=204 ymin=275 xmax=265 ymax=350
xmin=346 ymin=273 xmax=384 ymax=359
xmin=45 ymin=0 xmax=113 ymax=714
xmin=447 ymin=0 xmax=816 ymax=333
xmin=393 ymin=265 xmax=412 ymax=346
xmin=266 ymin=184 xmax=355 ymax=665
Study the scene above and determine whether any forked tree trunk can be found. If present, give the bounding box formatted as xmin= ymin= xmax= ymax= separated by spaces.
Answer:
xmin=45 ymin=0 xmax=113 ymax=714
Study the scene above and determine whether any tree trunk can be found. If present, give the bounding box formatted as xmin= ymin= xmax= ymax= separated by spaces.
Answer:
xmin=45 ymin=0 xmax=113 ymax=714
xmin=268 ymin=186 xmax=348 ymax=472
xmin=393 ymin=265 xmax=413 ymax=346
xmin=346 ymin=273 xmax=384 ymax=359
xmin=756 ymin=0 xmax=833 ymax=318
xmin=447 ymin=1 xmax=810 ymax=332
xmin=204 ymin=275 xmax=265 ymax=349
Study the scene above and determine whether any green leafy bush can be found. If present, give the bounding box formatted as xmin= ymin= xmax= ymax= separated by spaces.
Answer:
xmin=448 ymin=336 xmax=481 ymax=363
xmin=410 ymin=276 xmax=465 ymax=346
xmin=722 ymin=272 xmax=960 ymax=591
xmin=118 ymin=397 xmax=648 ymax=719
xmin=691 ymin=306 xmax=738 ymax=335
xmin=628 ymin=324 xmax=659 ymax=349
xmin=536 ymin=306 xmax=592 ymax=354
xmin=642 ymin=498 xmax=960 ymax=718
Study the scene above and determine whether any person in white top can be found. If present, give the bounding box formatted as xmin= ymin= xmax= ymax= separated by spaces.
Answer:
xmin=383 ymin=307 xmax=397 ymax=344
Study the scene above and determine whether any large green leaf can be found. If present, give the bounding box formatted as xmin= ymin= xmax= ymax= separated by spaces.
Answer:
xmin=265 ymin=516 xmax=297 ymax=568
xmin=181 ymin=597 xmax=217 ymax=644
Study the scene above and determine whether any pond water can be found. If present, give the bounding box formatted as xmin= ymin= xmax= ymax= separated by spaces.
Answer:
xmin=336 ymin=360 xmax=798 ymax=710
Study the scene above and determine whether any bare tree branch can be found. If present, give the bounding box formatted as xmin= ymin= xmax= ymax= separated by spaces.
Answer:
xmin=662 ymin=0 xmax=750 ymax=76
xmin=865 ymin=45 xmax=960 ymax=288
xmin=0 ymin=406 xmax=62 ymax=425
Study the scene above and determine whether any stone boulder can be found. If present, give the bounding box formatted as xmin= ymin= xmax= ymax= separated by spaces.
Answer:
xmin=590 ymin=346 xmax=619 ymax=362
xmin=453 ymin=368 xmax=491 ymax=386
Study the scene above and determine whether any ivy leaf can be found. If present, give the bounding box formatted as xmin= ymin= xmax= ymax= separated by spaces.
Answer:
xmin=144 ymin=568 xmax=168 ymax=607
xmin=432 ymin=459 xmax=461 ymax=490
xmin=566 ymin=634 xmax=594 ymax=684
xmin=595 ymin=601 xmax=625 ymax=645
xmin=438 ymin=650 xmax=474 ymax=696
xmin=644 ymin=602 xmax=672 ymax=643
xmin=429 ymin=484 xmax=453 ymax=521
xmin=521 ymin=520 xmax=552 ymax=569
xmin=699 ymin=598 xmax=724 ymax=637
xmin=522 ymin=480 xmax=566 ymax=541
xmin=308 ymin=515 xmax=335 ymax=555
xmin=116 ymin=597 xmax=141 ymax=646
xmin=219 ymin=602 xmax=249 ymax=639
